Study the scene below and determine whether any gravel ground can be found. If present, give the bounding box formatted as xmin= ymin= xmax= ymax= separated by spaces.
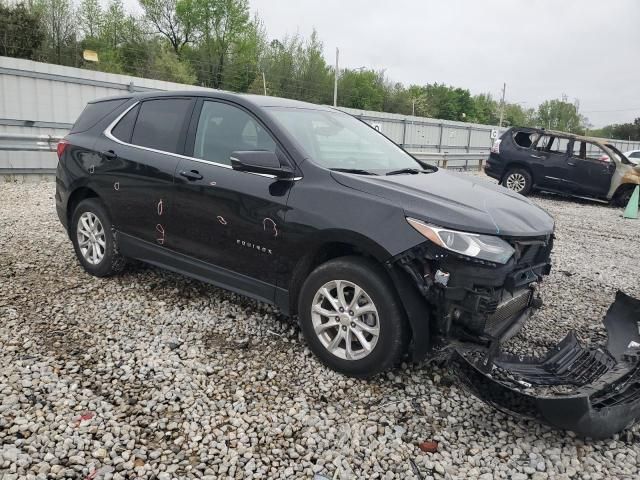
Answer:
xmin=1 ymin=180 xmax=640 ymax=480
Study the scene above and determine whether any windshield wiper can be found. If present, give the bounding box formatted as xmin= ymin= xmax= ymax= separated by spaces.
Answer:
xmin=386 ymin=168 xmax=423 ymax=175
xmin=330 ymin=168 xmax=378 ymax=176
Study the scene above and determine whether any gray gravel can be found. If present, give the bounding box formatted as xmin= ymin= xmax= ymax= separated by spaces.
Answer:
xmin=1 ymin=180 xmax=640 ymax=480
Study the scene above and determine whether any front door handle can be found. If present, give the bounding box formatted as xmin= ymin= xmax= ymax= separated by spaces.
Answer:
xmin=567 ymin=160 xmax=577 ymax=166
xmin=179 ymin=170 xmax=203 ymax=181
xmin=102 ymin=150 xmax=117 ymax=160
xmin=530 ymin=154 xmax=544 ymax=159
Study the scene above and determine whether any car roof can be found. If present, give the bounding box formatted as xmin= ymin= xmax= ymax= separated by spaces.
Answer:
xmin=89 ymin=89 xmax=336 ymax=112
xmin=510 ymin=126 xmax=618 ymax=147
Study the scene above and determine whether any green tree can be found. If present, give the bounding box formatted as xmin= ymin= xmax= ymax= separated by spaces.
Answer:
xmin=34 ymin=0 xmax=77 ymax=64
xmin=0 ymin=3 xmax=44 ymax=60
xmin=536 ymin=97 xmax=584 ymax=133
xmin=140 ymin=0 xmax=196 ymax=55
xmin=594 ymin=118 xmax=640 ymax=141
xmin=339 ymin=69 xmax=386 ymax=111
xmin=472 ymin=93 xmax=498 ymax=125
xmin=148 ymin=46 xmax=196 ymax=83
xmin=77 ymin=0 xmax=103 ymax=39
xmin=503 ymin=103 xmax=536 ymax=128
xmin=189 ymin=0 xmax=252 ymax=88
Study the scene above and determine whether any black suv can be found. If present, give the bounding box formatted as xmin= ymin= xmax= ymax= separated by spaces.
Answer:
xmin=485 ymin=126 xmax=640 ymax=204
xmin=56 ymin=91 xmax=554 ymax=377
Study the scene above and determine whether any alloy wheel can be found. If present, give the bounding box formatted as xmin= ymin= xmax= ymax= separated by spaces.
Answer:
xmin=77 ymin=211 xmax=106 ymax=265
xmin=311 ymin=280 xmax=380 ymax=360
xmin=506 ymin=173 xmax=526 ymax=192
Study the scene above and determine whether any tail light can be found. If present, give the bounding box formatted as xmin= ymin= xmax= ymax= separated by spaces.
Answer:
xmin=56 ymin=139 xmax=70 ymax=159
xmin=490 ymin=139 xmax=501 ymax=154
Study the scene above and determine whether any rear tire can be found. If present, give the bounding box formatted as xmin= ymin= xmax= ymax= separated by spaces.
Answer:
xmin=502 ymin=168 xmax=533 ymax=195
xmin=298 ymin=256 xmax=408 ymax=378
xmin=71 ymin=198 xmax=126 ymax=277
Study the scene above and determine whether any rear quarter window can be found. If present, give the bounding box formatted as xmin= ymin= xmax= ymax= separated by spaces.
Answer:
xmin=70 ymin=98 xmax=128 ymax=134
xmin=513 ymin=131 xmax=537 ymax=148
xmin=111 ymin=105 xmax=140 ymax=143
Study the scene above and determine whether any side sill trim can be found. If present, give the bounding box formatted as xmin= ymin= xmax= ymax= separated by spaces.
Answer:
xmin=118 ymin=232 xmax=280 ymax=306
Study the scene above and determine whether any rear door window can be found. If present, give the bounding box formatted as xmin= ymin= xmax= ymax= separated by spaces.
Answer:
xmin=535 ymin=135 xmax=569 ymax=155
xmin=534 ymin=135 xmax=553 ymax=151
xmin=70 ymin=98 xmax=128 ymax=133
xmin=131 ymin=98 xmax=193 ymax=154
xmin=193 ymin=101 xmax=276 ymax=165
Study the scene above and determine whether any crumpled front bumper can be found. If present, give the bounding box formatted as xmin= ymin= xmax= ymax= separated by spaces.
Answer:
xmin=451 ymin=291 xmax=640 ymax=439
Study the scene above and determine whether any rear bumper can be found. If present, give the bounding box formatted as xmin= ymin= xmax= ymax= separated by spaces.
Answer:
xmin=452 ymin=291 xmax=640 ymax=439
xmin=484 ymin=154 xmax=504 ymax=180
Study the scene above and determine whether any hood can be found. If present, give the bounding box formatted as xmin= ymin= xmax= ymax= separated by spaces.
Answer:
xmin=331 ymin=169 xmax=555 ymax=237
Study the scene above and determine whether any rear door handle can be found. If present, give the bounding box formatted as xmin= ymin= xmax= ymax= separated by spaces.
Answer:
xmin=530 ymin=154 xmax=544 ymax=159
xmin=102 ymin=150 xmax=117 ymax=160
xmin=179 ymin=170 xmax=203 ymax=181
xmin=567 ymin=161 xmax=577 ymax=166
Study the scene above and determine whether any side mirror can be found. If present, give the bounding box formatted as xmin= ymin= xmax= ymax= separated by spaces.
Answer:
xmin=230 ymin=151 xmax=294 ymax=178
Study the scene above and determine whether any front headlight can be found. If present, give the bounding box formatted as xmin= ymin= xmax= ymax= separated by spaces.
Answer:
xmin=406 ymin=217 xmax=515 ymax=264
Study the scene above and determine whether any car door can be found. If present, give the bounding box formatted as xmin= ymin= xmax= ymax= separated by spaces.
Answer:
xmin=170 ymin=99 xmax=295 ymax=300
xmin=566 ymin=140 xmax=615 ymax=198
xmin=531 ymin=134 xmax=571 ymax=190
xmin=94 ymin=97 xmax=195 ymax=245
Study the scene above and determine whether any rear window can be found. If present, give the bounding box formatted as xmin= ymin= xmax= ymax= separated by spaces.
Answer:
xmin=130 ymin=99 xmax=192 ymax=154
xmin=70 ymin=98 xmax=128 ymax=134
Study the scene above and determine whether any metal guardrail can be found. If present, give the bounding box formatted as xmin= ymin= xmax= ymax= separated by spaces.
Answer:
xmin=0 ymin=132 xmax=63 ymax=152
xmin=412 ymin=152 xmax=487 ymax=171
xmin=0 ymin=133 xmax=487 ymax=174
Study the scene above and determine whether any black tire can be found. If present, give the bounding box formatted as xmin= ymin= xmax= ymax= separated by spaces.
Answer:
xmin=70 ymin=198 xmax=126 ymax=277
xmin=298 ymin=256 xmax=408 ymax=378
xmin=614 ymin=186 xmax=639 ymax=207
xmin=501 ymin=167 xmax=533 ymax=195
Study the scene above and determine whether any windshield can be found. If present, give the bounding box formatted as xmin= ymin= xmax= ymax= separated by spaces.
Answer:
xmin=267 ymin=107 xmax=425 ymax=173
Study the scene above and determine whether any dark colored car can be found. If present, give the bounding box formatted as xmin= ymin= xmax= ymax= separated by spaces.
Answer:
xmin=485 ymin=127 xmax=640 ymax=205
xmin=56 ymin=92 xmax=640 ymax=438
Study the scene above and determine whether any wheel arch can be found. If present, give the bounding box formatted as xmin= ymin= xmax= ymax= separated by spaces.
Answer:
xmin=612 ymin=182 xmax=639 ymax=206
xmin=66 ymin=186 xmax=101 ymax=233
xmin=287 ymin=233 xmax=431 ymax=360
xmin=287 ymin=231 xmax=391 ymax=316
xmin=502 ymin=162 xmax=535 ymax=184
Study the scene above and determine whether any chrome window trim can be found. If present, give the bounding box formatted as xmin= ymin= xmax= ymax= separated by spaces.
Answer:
xmin=103 ymin=101 xmax=301 ymax=181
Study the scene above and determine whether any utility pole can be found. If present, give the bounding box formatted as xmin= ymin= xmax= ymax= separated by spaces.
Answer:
xmin=262 ymin=72 xmax=267 ymax=96
xmin=333 ymin=47 xmax=339 ymax=107
xmin=497 ymin=82 xmax=506 ymax=136
xmin=412 ymin=99 xmax=415 ymax=116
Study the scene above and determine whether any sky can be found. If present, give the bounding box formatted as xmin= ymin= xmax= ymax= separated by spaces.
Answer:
xmin=124 ymin=0 xmax=640 ymax=127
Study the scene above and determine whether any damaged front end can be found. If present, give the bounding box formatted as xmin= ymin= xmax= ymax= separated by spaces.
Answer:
xmin=394 ymin=230 xmax=552 ymax=347
xmin=453 ymin=291 xmax=640 ymax=439
xmin=392 ymin=231 xmax=640 ymax=438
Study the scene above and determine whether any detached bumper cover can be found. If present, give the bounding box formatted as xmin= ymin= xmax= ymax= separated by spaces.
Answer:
xmin=452 ymin=291 xmax=640 ymax=439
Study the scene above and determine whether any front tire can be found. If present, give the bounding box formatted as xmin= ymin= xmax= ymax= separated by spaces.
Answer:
xmin=502 ymin=168 xmax=533 ymax=195
xmin=298 ymin=256 xmax=408 ymax=378
xmin=71 ymin=198 xmax=125 ymax=277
